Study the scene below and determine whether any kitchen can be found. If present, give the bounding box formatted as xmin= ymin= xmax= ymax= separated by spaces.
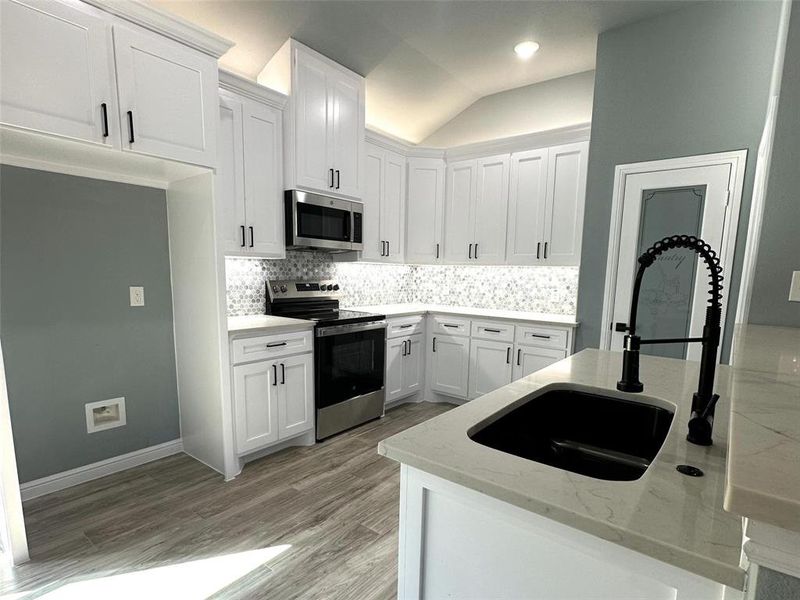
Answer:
xmin=1 ymin=0 xmax=798 ymax=598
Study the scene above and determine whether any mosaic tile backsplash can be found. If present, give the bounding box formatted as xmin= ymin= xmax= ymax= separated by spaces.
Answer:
xmin=226 ymin=252 xmax=579 ymax=317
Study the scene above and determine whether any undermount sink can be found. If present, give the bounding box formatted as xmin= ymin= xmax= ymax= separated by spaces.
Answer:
xmin=468 ymin=386 xmax=675 ymax=481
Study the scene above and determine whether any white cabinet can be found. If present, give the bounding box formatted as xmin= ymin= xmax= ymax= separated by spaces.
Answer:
xmin=542 ymin=142 xmax=589 ymax=266
xmin=506 ymin=149 xmax=548 ymax=264
xmin=443 ymin=154 xmax=509 ymax=263
xmin=233 ymin=360 xmax=280 ymax=454
xmin=405 ymin=157 xmax=446 ymax=263
xmin=113 ymin=26 xmax=218 ymax=167
xmin=362 ymin=142 xmax=405 ymax=262
xmin=429 ymin=334 xmax=470 ymax=399
xmin=512 ymin=346 xmax=567 ymax=380
xmin=277 ymin=353 xmax=314 ymax=440
xmin=468 ymin=339 xmax=513 ymax=400
xmin=0 ymin=0 xmax=119 ymax=147
xmin=217 ymin=81 xmax=285 ymax=258
xmin=260 ymin=39 xmax=365 ymax=200
xmin=386 ymin=334 xmax=424 ymax=404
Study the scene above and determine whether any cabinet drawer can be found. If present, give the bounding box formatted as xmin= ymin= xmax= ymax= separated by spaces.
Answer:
xmin=471 ymin=320 xmax=514 ymax=343
xmin=430 ymin=315 xmax=471 ymax=337
xmin=387 ymin=315 xmax=425 ymax=339
xmin=232 ymin=330 xmax=313 ymax=364
xmin=515 ymin=325 xmax=569 ymax=350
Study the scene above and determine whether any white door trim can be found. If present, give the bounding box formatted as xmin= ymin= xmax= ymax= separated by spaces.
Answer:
xmin=599 ymin=150 xmax=747 ymax=352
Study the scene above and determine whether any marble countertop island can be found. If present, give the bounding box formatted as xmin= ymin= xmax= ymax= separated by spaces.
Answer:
xmin=227 ymin=314 xmax=314 ymax=335
xmin=378 ymin=349 xmax=744 ymax=588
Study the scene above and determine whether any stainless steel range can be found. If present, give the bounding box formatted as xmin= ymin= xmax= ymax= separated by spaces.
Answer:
xmin=266 ymin=280 xmax=386 ymax=440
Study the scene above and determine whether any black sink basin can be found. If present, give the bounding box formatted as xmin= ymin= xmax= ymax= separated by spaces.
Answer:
xmin=468 ymin=387 xmax=674 ymax=481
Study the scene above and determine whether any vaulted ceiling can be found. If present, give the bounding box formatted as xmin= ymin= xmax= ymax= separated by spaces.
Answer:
xmin=150 ymin=1 xmax=690 ymax=143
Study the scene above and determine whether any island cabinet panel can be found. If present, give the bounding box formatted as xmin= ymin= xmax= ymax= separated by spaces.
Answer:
xmin=398 ymin=466 xmax=737 ymax=600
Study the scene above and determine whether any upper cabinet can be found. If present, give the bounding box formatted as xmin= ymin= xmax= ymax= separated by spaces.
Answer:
xmin=113 ymin=27 xmax=218 ymax=167
xmin=443 ymin=154 xmax=510 ymax=264
xmin=405 ymin=157 xmax=445 ymax=264
xmin=0 ymin=0 xmax=224 ymax=168
xmin=0 ymin=0 xmax=119 ymax=148
xmin=362 ymin=141 xmax=405 ymax=262
xmin=259 ymin=39 xmax=365 ymax=201
xmin=216 ymin=73 xmax=287 ymax=258
xmin=505 ymin=142 xmax=588 ymax=266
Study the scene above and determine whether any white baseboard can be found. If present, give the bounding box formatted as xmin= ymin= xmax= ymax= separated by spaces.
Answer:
xmin=20 ymin=439 xmax=183 ymax=501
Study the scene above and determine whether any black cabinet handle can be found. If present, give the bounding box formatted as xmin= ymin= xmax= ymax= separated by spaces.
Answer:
xmin=506 ymin=347 xmax=511 ymax=364
xmin=266 ymin=341 xmax=287 ymax=348
xmin=402 ymin=340 xmax=406 ymax=356
xmin=249 ymin=226 xmax=254 ymax=248
xmin=100 ymin=103 xmax=109 ymax=138
xmin=475 ymin=243 xmax=479 ymax=259
xmin=329 ymin=168 xmax=334 ymax=188
xmin=126 ymin=110 xmax=135 ymax=143
xmin=468 ymin=243 xmax=473 ymax=259
xmin=240 ymin=225 xmax=246 ymax=247
xmin=432 ymin=337 xmax=436 ymax=352
xmin=436 ymin=243 xmax=440 ymax=259
xmin=484 ymin=328 xmax=501 ymax=334
xmin=335 ymin=170 xmax=340 ymax=189
xmin=543 ymin=242 xmax=548 ymax=259
xmin=517 ymin=348 xmax=522 ymax=366
xmin=614 ymin=322 xmax=629 ymax=333
xmin=281 ymin=363 xmax=285 ymax=384
xmin=443 ymin=324 xmax=458 ymax=329
xmin=399 ymin=324 xmax=413 ymax=329
xmin=380 ymin=241 xmax=385 ymax=256
xmin=386 ymin=241 xmax=390 ymax=256
xmin=537 ymin=242 xmax=541 ymax=259
xmin=272 ymin=364 xmax=277 ymax=386
xmin=529 ymin=334 xmax=551 ymax=339
xmin=407 ymin=339 xmax=412 ymax=356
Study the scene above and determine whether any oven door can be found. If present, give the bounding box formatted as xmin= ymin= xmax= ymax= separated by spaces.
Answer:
xmin=315 ymin=322 xmax=386 ymax=409
xmin=288 ymin=190 xmax=354 ymax=251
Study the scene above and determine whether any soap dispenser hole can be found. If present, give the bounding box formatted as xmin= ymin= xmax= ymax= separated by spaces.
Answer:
xmin=676 ymin=464 xmax=704 ymax=477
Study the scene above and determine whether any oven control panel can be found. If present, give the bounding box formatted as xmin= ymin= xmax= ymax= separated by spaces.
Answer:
xmin=267 ymin=279 xmax=340 ymax=301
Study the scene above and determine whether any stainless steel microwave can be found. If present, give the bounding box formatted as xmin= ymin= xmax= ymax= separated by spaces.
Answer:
xmin=285 ymin=190 xmax=363 ymax=252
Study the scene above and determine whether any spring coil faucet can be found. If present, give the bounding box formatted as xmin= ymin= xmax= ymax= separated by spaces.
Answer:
xmin=616 ymin=234 xmax=724 ymax=446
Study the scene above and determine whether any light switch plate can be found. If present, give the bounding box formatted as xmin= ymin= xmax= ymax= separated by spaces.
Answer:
xmin=790 ymin=271 xmax=800 ymax=302
xmin=129 ymin=286 xmax=145 ymax=307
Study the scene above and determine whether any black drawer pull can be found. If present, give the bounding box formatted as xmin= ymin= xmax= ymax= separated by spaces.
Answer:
xmin=335 ymin=169 xmax=340 ymax=189
xmin=101 ymin=103 xmax=109 ymax=137
xmin=240 ymin=225 xmax=246 ymax=247
xmin=443 ymin=324 xmax=458 ymax=329
xmin=329 ymin=168 xmax=334 ymax=188
xmin=399 ymin=324 xmax=413 ymax=329
xmin=281 ymin=363 xmax=285 ymax=384
xmin=249 ymin=226 xmax=254 ymax=248
xmin=272 ymin=364 xmax=277 ymax=386
xmin=506 ymin=347 xmax=511 ymax=364
xmin=436 ymin=243 xmax=440 ymax=259
xmin=537 ymin=242 xmax=541 ymax=259
xmin=529 ymin=334 xmax=551 ymax=339
xmin=407 ymin=339 xmax=412 ymax=356
xmin=266 ymin=341 xmax=287 ymax=348
xmin=127 ymin=110 xmax=135 ymax=143
xmin=543 ymin=242 xmax=548 ymax=259
xmin=468 ymin=243 xmax=473 ymax=259
xmin=432 ymin=337 xmax=436 ymax=352
xmin=517 ymin=348 xmax=521 ymax=366
xmin=475 ymin=243 xmax=479 ymax=259
xmin=484 ymin=328 xmax=501 ymax=333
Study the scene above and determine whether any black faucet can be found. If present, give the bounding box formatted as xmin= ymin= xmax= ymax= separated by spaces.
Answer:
xmin=616 ymin=235 xmax=723 ymax=446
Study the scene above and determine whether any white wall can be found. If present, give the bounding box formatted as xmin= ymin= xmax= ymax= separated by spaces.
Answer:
xmin=421 ymin=70 xmax=594 ymax=148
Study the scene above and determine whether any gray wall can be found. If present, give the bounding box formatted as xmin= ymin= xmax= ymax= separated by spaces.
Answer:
xmin=422 ymin=70 xmax=595 ymax=148
xmin=749 ymin=0 xmax=800 ymax=327
xmin=575 ymin=0 xmax=782 ymax=359
xmin=752 ymin=566 xmax=800 ymax=600
xmin=0 ymin=165 xmax=180 ymax=482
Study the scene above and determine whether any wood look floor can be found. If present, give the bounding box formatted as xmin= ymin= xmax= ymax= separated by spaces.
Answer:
xmin=1 ymin=402 xmax=453 ymax=599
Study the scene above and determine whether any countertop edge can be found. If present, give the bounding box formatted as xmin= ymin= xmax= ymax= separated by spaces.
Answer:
xmin=346 ymin=304 xmax=580 ymax=327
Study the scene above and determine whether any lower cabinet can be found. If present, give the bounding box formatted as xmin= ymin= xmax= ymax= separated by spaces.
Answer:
xmin=429 ymin=334 xmax=470 ymax=398
xmin=512 ymin=345 xmax=567 ymax=380
xmin=232 ymin=351 xmax=313 ymax=455
xmin=386 ymin=334 xmax=424 ymax=404
xmin=468 ymin=339 xmax=513 ymax=400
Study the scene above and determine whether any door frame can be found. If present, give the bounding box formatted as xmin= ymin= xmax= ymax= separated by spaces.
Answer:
xmin=599 ymin=150 xmax=747 ymax=352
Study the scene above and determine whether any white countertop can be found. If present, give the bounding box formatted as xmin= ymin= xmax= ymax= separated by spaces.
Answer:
xmin=378 ymin=349 xmax=744 ymax=588
xmin=724 ymin=324 xmax=800 ymax=532
xmin=346 ymin=303 xmax=578 ymax=327
xmin=227 ymin=314 xmax=314 ymax=335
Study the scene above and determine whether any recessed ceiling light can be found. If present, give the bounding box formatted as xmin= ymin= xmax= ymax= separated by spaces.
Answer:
xmin=514 ymin=41 xmax=540 ymax=60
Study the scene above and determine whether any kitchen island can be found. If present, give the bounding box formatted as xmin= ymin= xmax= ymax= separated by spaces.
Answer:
xmin=379 ymin=349 xmax=744 ymax=599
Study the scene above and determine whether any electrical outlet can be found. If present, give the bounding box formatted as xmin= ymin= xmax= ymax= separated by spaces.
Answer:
xmin=129 ymin=286 xmax=145 ymax=307
xmin=790 ymin=271 xmax=800 ymax=302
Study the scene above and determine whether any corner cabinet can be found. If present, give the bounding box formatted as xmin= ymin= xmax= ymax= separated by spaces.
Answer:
xmin=362 ymin=142 xmax=406 ymax=262
xmin=217 ymin=74 xmax=286 ymax=258
xmin=405 ymin=157 xmax=446 ymax=263
xmin=259 ymin=39 xmax=365 ymax=200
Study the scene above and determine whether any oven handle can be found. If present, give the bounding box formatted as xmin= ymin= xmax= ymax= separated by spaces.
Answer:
xmin=315 ymin=320 xmax=387 ymax=337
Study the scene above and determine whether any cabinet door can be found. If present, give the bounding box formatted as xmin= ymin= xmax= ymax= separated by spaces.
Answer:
xmin=406 ymin=158 xmax=445 ymax=263
xmin=329 ymin=73 xmax=364 ymax=199
xmin=512 ymin=346 xmax=567 ymax=381
xmin=542 ymin=142 xmax=589 ymax=266
xmin=362 ymin=143 xmax=384 ymax=261
xmin=233 ymin=361 xmax=279 ymax=454
xmin=403 ymin=335 xmax=424 ymax=396
xmin=385 ymin=337 xmax=407 ymax=404
xmin=293 ymin=49 xmax=331 ymax=192
xmin=429 ymin=335 xmax=470 ymax=398
xmin=216 ymin=93 xmax=247 ymax=254
xmin=382 ymin=149 xmax=406 ymax=262
xmin=244 ymin=100 xmax=285 ymax=257
xmin=0 ymin=0 xmax=119 ymax=147
xmin=507 ymin=149 xmax=548 ymax=264
xmin=443 ymin=160 xmax=476 ymax=263
xmin=278 ymin=353 xmax=314 ymax=440
xmin=468 ymin=339 xmax=513 ymax=400
xmin=473 ymin=154 xmax=510 ymax=264
xmin=113 ymin=26 xmax=217 ymax=167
